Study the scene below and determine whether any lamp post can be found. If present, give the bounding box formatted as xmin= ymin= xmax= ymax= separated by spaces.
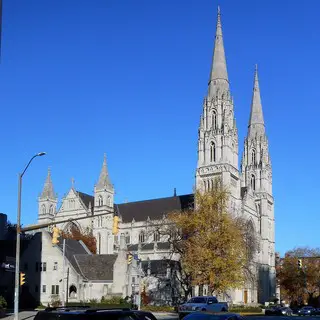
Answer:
xmin=14 ymin=152 xmax=46 ymax=320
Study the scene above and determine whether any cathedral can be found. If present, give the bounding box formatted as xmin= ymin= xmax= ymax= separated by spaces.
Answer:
xmin=35 ymin=8 xmax=275 ymax=305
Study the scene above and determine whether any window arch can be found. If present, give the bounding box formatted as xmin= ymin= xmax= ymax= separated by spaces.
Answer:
xmin=107 ymin=195 xmax=111 ymax=206
xmin=212 ymin=110 xmax=217 ymax=130
xmin=125 ymin=232 xmax=131 ymax=244
xmin=210 ymin=142 xmax=216 ymax=163
xmin=41 ymin=204 xmax=46 ymax=215
xmin=251 ymin=149 xmax=256 ymax=165
xmin=97 ymin=233 xmax=101 ymax=254
xmin=98 ymin=195 xmax=103 ymax=206
xmin=251 ymin=174 xmax=256 ymax=191
xmin=139 ymin=231 xmax=145 ymax=243
xmin=153 ymin=231 xmax=160 ymax=242
xmin=49 ymin=205 xmax=54 ymax=215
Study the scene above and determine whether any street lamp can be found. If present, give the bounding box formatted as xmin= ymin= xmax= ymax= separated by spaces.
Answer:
xmin=14 ymin=152 xmax=46 ymax=320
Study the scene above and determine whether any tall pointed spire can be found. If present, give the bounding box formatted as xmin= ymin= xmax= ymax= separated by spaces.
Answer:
xmin=248 ymin=65 xmax=265 ymax=136
xmin=96 ymin=153 xmax=112 ymax=189
xmin=208 ymin=6 xmax=229 ymax=98
xmin=40 ymin=167 xmax=56 ymax=199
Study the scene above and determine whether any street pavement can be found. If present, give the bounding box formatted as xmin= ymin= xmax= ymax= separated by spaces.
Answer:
xmin=3 ymin=312 xmax=320 ymax=320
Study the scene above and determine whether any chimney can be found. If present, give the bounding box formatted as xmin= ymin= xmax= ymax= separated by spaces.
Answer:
xmin=173 ymin=188 xmax=177 ymax=197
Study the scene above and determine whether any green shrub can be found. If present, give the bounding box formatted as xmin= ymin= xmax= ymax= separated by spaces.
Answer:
xmin=229 ymin=306 xmax=262 ymax=313
xmin=66 ymin=301 xmax=130 ymax=308
xmin=141 ymin=306 xmax=175 ymax=312
xmin=0 ymin=296 xmax=7 ymax=309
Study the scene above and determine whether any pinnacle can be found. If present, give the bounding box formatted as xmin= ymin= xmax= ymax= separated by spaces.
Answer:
xmin=40 ymin=167 xmax=56 ymax=200
xmin=248 ymin=65 xmax=265 ymax=136
xmin=96 ymin=153 xmax=113 ymax=190
xmin=208 ymin=6 xmax=229 ymax=98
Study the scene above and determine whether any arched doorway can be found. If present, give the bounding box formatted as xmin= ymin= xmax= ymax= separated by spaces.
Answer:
xmin=69 ymin=285 xmax=77 ymax=299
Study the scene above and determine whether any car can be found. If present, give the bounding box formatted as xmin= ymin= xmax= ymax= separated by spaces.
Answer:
xmin=298 ymin=306 xmax=316 ymax=316
xmin=183 ymin=312 xmax=243 ymax=320
xmin=265 ymin=306 xmax=293 ymax=316
xmin=178 ymin=296 xmax=228 ymax=319
xmin=34 ymin=306 xmax=158 ymax=320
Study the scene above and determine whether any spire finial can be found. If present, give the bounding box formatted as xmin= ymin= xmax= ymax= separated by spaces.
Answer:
xmin=71 ymin=177 xmax=75 ymax=188
xmin=248 ymin=65 xmax=265 ymax=136
xmin=208 ymin=6 xmax=229 ymax=98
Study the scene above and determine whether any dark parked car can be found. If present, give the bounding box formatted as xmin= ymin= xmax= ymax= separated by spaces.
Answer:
xmin=34 ymin=307 xmax=158 ymax=320
xmin=298 ymin=306 xmax=316 ymax=316
xmin=265 ymin=306 xmax=292 ymax=316
xmin=183 ymin=312 xmax=243 ymax=320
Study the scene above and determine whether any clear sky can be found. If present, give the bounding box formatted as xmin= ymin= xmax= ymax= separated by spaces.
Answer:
xmin=0 ymin=0 xmax=319 ymax=255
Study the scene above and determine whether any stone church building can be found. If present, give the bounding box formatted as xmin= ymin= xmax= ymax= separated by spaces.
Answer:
xmin=30 ymin=8 xmax=275 ymax=306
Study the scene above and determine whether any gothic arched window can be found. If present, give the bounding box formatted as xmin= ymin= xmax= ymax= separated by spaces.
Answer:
xmin=153 ymin=231 xmax=160 ymax=242
xmin=125 ymin=232 xmax=131 ymax=244
xmin=107 ymin=196 xmax=111 ymax=207
xmin=210 ymin=142 xmax=216 ymax=163
xmin=49 ymin=205 xmax=54 ymax=215
xmin=98 ymin=195 xmax=103 ymax=206
xmin=41 ymin=204 xmax=46 ymax=215
xmin=212 ymin=111 xmax=217 ymax=130
xmin=97 ymin=233 xmax=101 ymax=254
xmin=139 ymin=231 xmax=145 ymax=243
xmin=251 ymin=149 xmax=256 ymax=165
xmin=251 ymin=174 xmax=256 ymax=191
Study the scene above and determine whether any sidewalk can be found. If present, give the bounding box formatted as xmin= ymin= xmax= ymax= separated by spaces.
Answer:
xmin=1 ymin=311 xmax=37 ymax=320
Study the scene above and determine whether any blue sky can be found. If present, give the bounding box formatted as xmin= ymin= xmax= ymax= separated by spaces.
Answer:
xmin=0 ymin=0 xmax=318 ymax=255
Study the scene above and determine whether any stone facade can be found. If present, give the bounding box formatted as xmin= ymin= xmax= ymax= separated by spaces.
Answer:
xmin=30 ymin=7 xmax=275 ymax=305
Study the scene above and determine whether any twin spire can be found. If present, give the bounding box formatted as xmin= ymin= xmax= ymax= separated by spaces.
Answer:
xmin=208 ymin=6 xmax=229 ymax=98
xmin=248 ymin=65 xmax=265 ymax=136
xmin=208 ymin=7 xmax=265 ymax=136
xmin=40 ymin=154 xmax=113 ymax=200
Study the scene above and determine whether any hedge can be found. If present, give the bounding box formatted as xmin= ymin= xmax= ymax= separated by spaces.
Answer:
xmin=66 ymin=303 xmax=131 ymax=308
xmin=229 ymin=306 xmax=262 ymax=313
xmin=141 ymin=306 xmax=175 ymax=312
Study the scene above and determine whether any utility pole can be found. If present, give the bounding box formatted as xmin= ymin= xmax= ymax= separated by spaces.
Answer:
xmin=61 ymin=238 xmax=66 ymax=307
xmin=14 ymin=152 xmax=46 ymax=320
xmin=66 ymin=267 xmax=70 ymax=305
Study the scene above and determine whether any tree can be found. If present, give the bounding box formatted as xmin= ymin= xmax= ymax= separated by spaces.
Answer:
xmin=278 ymin=247 xmax=320 ymax=305
xmin=149 ymin=179 xmax=254 ymax=297
xmin=61 ymin=224 xmax=97 ymax=254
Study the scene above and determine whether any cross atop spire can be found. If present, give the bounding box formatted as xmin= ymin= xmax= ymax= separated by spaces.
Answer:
xmin=208 ymin=6 xmax=229 ymax=98
xmin=40 ymin=167 xmax=56 ymax=200
xmin=96 ymin=153 xmax=113 ymax=189
xmin=248 ymin=64 xmax=265 ymax=136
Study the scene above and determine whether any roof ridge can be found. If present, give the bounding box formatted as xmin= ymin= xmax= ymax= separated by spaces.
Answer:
xmin=116 ymin=193 xmax=193 ymax=206
xmin=73 ymin=254 xmax=88 ymax=280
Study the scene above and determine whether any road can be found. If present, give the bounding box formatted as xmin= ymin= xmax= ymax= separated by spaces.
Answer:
xmin=3 ymin=312 xmax=320 ymax=320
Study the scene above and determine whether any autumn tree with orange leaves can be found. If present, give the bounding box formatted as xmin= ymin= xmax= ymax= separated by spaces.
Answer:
xmin=278 ymin=247 xmax=320 ymax=305
xmin=61 ymin=224 xmax=97 ymax=254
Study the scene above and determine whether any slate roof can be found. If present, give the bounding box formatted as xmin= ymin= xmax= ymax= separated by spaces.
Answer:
xmin=77 ymin=191 xmax=94 ymax=210
xmin=157 ymin=242 xmax=170 ymax=250
xmin=57 ymin=239 xmax=88 ymax=274
xmin=141 ymin=259 xmax=180 ymax=276
xmin=127 ymin=244 xmax=138 ymax=251
xmin=74 ymin=254 xmax=117 ymax=281
xmin=116 ymin=194 xmax=194 ymax=223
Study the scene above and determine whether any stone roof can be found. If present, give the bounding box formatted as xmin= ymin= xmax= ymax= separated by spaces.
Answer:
xmin=74 ymin=254 xmax=117 ymax=281
xmin=141 ymin=259 xmax=180 ymax=276
xmin=116 ymin=194 xmax=194 ymax=223
xmin=73 ymin=191 xmax=194 ymax=223
xmin=57 ymin=239 xmax=89 ymax=274
xmin=77 ymin=191 xmax=94 ymax=210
